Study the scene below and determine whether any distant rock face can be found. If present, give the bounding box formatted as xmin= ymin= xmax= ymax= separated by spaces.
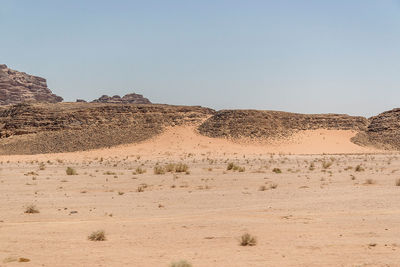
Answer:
xmin=353 ymin=108 xmax=400 ymax=150
xmin=91 ymin=93 xmax=151 ymax=104
xmin=0 ymin=64 xmax=63 ymax=105
xmin=199 ymin=110 xmax=368 ymax=139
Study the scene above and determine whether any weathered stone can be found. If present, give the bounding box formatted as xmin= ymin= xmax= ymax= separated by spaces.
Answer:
xmin=91 ymin=93 xmax=151 ymax=104
xmin=0 ymin=64 xmax=63 ymax=105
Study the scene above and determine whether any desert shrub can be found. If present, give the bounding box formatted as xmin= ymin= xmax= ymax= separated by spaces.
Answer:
xmin=240 ymin=233 xmax=257 ymax=246
xmin=365 ymin=179 xmax=375 ymax=185
xmin=24 ymin=204 xmax=39 ymax=214
xmin=396 ymin=179 xmax=400 ymax=186
xmin=272 ymin=168 xmax=282 ymax=174
xmin=175 ymin=163 xmax=189 ymax=173
xmin=270 ymin=183 xmax=278 ymax=189
xmin=66 ymin=167 xmax=77 ymax=175
xmin=227 ymin=162 xmax=235 ymax=170
xmin=259 ymin=185 xmax=267 ymax=191
xmin=309 ymin=163 xmax=315 ymax=171
xmin=135 ymin=167 xmax=146 ymax=174
xmin=88 ymin=230 xmax=106 ymax=241
xmin=170 ymin=260 xmax=192 ymax=267
xmin=165 ymin=163 xmax=176 ymax=172
xmin=227 ymin=163 xmax=244 ymax=172
xmin=355 ymin=165 xmax=364 ymax=172
xmin=322 ymin=161 xmax=333 ymax=169
xmin=154 ymin=166 xmax=166 ymax=175
xmin=103 ymin=171 xmax=116 ymax=175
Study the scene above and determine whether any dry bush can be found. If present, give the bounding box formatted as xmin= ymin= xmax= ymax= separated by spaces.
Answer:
xmin=135 ymin=167 xmax=146 ymax=174
xmin=175 ymin=163 xmax=189 ymax=173
xmin=270 ymin=183 xmax=278 ymax=189
xmin=259 ymin=185 xmax=267 ymax=191
xmin=364 ymin=179 xmax=375 ymax=185
xmin=66 ymin=167 xmax=77 ymax=175
xmin=395 ymin=179 xmax=400 ymax=186
xmin=170 ymin=260 xmax=192 ymax=267
xmin=227 ymin=162 xmax=245 ymax=172
xmin=240 ymin=233 xmax=257 ymax=246
xmin=272 ymin=168 xmax=282 ymax=174
xmin=24 ymin=204 xmax=39 ymax=214
xmin=154 ymin=166 xmax=166 ymax=175
xmin=355 ymin=165 xmax=365 ymax=172
xmin=322 ymin=161 xmax=333 ymax=169
xmin=88 ymin=230 xmax=106 ymax=241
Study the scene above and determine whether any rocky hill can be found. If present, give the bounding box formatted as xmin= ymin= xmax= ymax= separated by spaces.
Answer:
xmin=0 ymin=103 xmax=214 ymax=154
xmin=352 ymin=108 xmax=400 ymax=150
xmin=91 ymin=93 xmax=151 ymax=104
xmin=0 ymin=64 xmax=63 ymax=105
xmin=199 ymin=110 xmax=368 ymax=140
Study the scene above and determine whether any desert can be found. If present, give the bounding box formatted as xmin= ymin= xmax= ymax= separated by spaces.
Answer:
xmin=2 ymin=1 xmax=400 ymax=266
xmin=1 ymin=92 xmax=400 ymax=266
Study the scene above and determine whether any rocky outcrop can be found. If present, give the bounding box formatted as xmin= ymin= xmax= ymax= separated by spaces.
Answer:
xmin=0 ymin=103 xmax=214 ymax=154
xmin=199 ymin=110 xmax=368 ymax=140
xmin=0 ymin=64 xmax=63 ymax=105
xmin=352 ymin=108 xmax=400 ymax=150
xmin=91 ymin=93 xmax=151 ymax=104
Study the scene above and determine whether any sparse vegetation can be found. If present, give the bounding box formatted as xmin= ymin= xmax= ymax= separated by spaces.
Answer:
xmin=24 ymin=204 xmax=39 ymax=214
xmin=227 ymin=162 xmax=245 ymax=172
xmin=154 ymin=166 xmax=166 ymax=175
xmin=395 ymin=179 xmax=400 ymax=186
xmin=272 ymin=168 xmax=282 ymax=174
xmin=135 ymin=166 xmax=146 ymax=174
xmin=170 ymin=260 xmax=192 ymax=267
xmin=88 ymin=230 xmax=106 ymax=241
xmin=355 ymin=165 xmax=365 ymax=172
xmin=66 ymin=167 xmax=77 ymax=175
xmin=364 ymin=179 xmax=375 ymax=185
xmin=240 ymin=233 xmax=257 ymax=246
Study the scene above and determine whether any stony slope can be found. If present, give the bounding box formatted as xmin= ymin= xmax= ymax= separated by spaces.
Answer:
xmin=352 ymin=108 xmax=400 ymax=150
xmin=0 ymin=64 xmax=63 ymax=105
xmin=0 ymin=103 xmax=213 ymax=154
xmin=198 ymin=110 xmax=368 ymax=140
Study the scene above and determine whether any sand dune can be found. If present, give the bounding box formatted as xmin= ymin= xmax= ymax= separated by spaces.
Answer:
xmin=0 ymin=126 xmax=381 ymax=163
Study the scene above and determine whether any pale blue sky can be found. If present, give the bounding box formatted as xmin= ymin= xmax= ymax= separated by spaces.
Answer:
xmin=1 ymin=0 xmax=400 ymax=116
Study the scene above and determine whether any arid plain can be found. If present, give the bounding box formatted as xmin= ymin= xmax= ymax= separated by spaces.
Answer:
xmin=1 ymin=126 xmax=400 ymax=266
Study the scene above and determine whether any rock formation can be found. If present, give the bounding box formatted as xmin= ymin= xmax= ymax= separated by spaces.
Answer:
xmin=0 ymin=103 xmax=214 ymax=154
xmin=0 ymin=64 xmax=63 ymax=105
xmin=91 ymin=93 xmax=151 ymax=104
xmin=352 ymin=108 xmax=400 ymax=150
xmin=199 ymin=110 xmax=368 ymax=139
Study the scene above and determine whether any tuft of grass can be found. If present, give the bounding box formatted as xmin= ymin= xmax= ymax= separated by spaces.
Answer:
xmin=175 ymin=163 xmax=189 ymax=173
xmin=270 ymin=183 xmax=278 ymax=189
xmin=170 ymin=260 xmax=192 ymax=267
xmin=240 ymin=233 xmax=257 ymax=246
xmin=272 ymin=168 xmax=282 ymax=174
xmin=355 ymin=165 xmax=365 ymax=172
xmin=135 ymin=167 xmax=146 ymax=174
xmin=66 ymin=167 xmax=77 ymax=175
xmin=227 ymin=162 xmax=235 ymax=170
xmin=322 ymin=161 xmax=333 ymax=169
xmin=24 ymin=204 xmax=39 ymax=214
xmin=364 ymin=179 xmax=375 ymax=185
xmin=227 ymin=162 xmax=245 ymax=172
xmin=154 ymin=166 xmax=166 ymax=175
xmin=88 ymin=230 xmax=106 ymax=241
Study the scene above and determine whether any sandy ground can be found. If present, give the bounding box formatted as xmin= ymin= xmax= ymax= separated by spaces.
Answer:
xmin=1 ymin=127 xmax=399 ymax=266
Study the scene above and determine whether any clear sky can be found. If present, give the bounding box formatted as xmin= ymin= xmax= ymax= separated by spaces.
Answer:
xmin=1 ymin=0 xmax=400 ymax=116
